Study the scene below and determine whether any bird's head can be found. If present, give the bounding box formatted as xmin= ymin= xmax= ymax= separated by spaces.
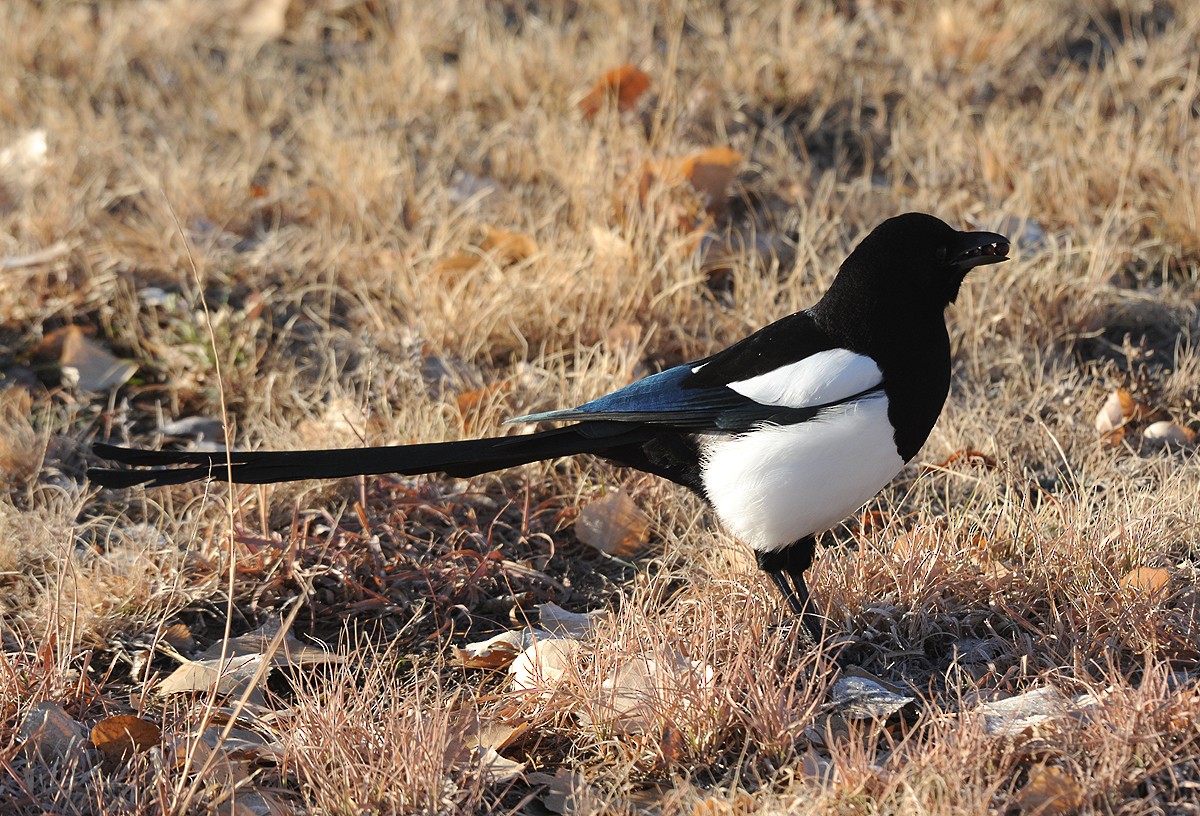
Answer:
xmin=830 ymin=212 xmax=1011 ymax=312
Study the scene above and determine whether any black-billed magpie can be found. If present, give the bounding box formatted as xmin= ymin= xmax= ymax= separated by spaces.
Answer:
xmin=89 ymin=212 xmax=1009 ymax=638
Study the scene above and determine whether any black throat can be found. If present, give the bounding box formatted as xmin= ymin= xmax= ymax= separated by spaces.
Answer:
xmin=811 ymin=272 xmax=952 ymax=463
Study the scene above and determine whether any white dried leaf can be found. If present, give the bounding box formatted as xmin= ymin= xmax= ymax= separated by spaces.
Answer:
xmin=158 ymin=654 xmax=266 ymax=696
xmin=509 ymin=637 xmax=580 ymax=692
xmin=575 ymin=491 xmax=650 ymax=557
xmin=0 ymin=129 xmax=48 ymax=193
xmin=978 ymin=686 xmax=1070 ymax=737
xmin=455 ymin=628 xmax=553 ymax=669
xmin=590 ymin=647 xmax=714 ymax=735
xmin=477 ymin=746 xmax=525 ymax=784
xmin=1143 ymin=421 xmax=1194 ymax=449
xmin=59 ymin=326 xmax=137 ymax=392
xmin=538 ymin=602 xmax=609 ymax=639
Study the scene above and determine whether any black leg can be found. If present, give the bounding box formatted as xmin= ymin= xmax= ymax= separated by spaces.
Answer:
xmin=757 ymin=537 xmax=823 ymax=643
xmin=765 ymin=569 xmax=805 ymax=615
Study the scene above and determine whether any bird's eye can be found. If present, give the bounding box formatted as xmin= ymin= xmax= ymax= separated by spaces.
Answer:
xmin=935 ymin=246 xmax=948 ymax=262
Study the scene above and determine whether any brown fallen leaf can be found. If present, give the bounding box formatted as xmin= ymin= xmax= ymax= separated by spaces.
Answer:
xmin=535 ymin=767 xmax=587 ymax=815
xmin=59 ymin=326 xmax=137 ymax=392
xmin=679 ymin=146 xmax=743 ymax=209
xmin=1121 ymin=566 xmax=1171 ymax=598
xmin=579 ymin=64 xmax=651 ymax=119
xmin=21 ymin=701 xmax=86 ymax=764
xmin=575 ymin=491 xmax=651 ymax=557
xmin=91 ymin=715 xmax=160 ymax=767
xmin=1016 ymin=764 xmax=1086 ymax=815
xmin=456 ymin=382 xmax=511 ymax=432
xmin=435 ymin=226 xmax=538 ymax=275
xmin=161 ymin=622 xmax=198 ymax=653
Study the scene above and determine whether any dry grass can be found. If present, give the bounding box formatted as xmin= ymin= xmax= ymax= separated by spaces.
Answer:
xmin=2 ymin=0 xmax=1200 ymax=812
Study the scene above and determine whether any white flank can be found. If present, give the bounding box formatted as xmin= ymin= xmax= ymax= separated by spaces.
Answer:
xmin=726 ymin=348 xmax=882 ymax=409
xmin=700 ymin=393 xmax=903 ymax=551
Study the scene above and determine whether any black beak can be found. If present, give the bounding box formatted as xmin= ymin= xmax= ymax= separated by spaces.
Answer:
xmin=950 ymin=230 xmax=1010 ymax=272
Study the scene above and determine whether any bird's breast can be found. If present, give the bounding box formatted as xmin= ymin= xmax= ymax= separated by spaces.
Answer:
xmin=698 ymin=393 xmax=904 ymax=551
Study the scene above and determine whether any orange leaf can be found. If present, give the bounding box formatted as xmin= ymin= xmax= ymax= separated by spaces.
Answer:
xmin=433 ymin=251 xmax=483 ymax=276
xmin=479 ymin=226 xmax=537 ymax=263
xmin=434 ymin=227 xmax=537 ymax=276
xmin=680 ymin=146 xmax=743 ymax=207
xmin=923 ymin=448 xmax=997 ymax=473
xmin=579 ymin=65 xmax=651 ymax=119
xmin=635 ymin=147 xmax=743 ymax=218
xmin=91 ymin=715 xmax=160 ymax=766
xmin=1015 ymin=765 xmax=1085 ymax=815
xmin=1094 ymin=388 xmax=1152 ymax=437
xmin=575 ymin=491 xmax=651 ymax=557
xmin=456 ymin=382 xmax=510 ymax=432
xmin=1121 ymin=566 xmax=1171 ymax=598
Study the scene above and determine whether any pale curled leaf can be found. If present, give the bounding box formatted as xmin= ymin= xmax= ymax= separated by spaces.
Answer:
xmin=230 ymin=790 xmax=294 ymax=816
xmin=978 ymin=686 xmax=1070 ymax=737
xmin=236 ymin=0 xmax=290 ymax=47
xmin=0 ymin=129 xmax=48 ymax=192
xmin=1094 ymin=388 xmax=1151 ymax=436
xmin=59 ymin=326 xmax=136 ymax=392
xmin=455 ymin=628 xmax=553 ymax=669
xmin=509 ymin=637 xmax=581 ymax=692
xmin=575 ymin=491 xmax=651 ymax=557
xmin=589 ymin=647 xmax=714 ymax=736
xmin=1143 ymin=421 xmax=1194 ymax=449
xmin=158 ymin=653 xmax=266 ymax=696
xmin=800 ymin=746 xmax=837 ymax=785
xmin=538 ymin=602 xmax=609 ymax=639
xmin=197 ymin=626 xmax=344 ymax=669
xmin=469 ymin=718 xmax=531 ymax=752
xmin=477 ymin=746 xmax=525 ymax=785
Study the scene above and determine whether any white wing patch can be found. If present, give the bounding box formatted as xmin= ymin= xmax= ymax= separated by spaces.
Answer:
xmin=725 ymin=348 xmax=883 ymax=409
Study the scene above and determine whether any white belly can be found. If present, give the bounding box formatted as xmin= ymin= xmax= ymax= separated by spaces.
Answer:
xmin=700 ymin=394 xmax=905 ymax=551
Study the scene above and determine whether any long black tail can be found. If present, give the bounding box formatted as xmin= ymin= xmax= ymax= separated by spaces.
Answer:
xmin=88 ymin=422 xmax=655 ymax=489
